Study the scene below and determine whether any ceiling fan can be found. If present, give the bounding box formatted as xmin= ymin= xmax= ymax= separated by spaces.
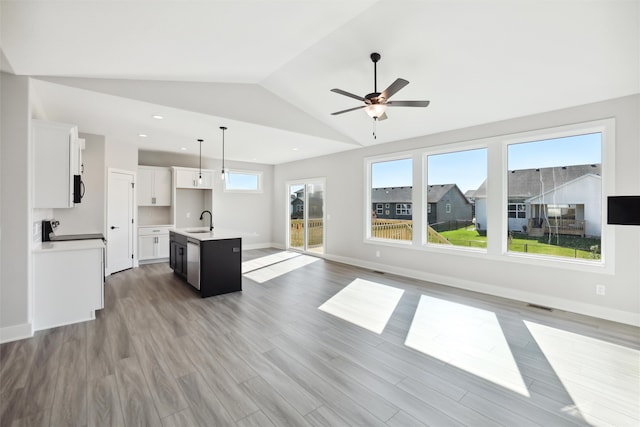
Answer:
xmin=330 ymin=52 xmax=430 ymax=123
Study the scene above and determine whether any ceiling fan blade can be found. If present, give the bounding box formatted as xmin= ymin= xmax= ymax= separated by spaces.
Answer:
xmin=330 ymin=88 xmax=365 ymax=101
xmin=380 ymin=78 xmax=409 ymax=101
xmin=331 ymin=105 xmax=366 ymax=115
xmin=386 ymin=100 xmax=430 ymax=107
xmin=377 ymin=112 xmax=388 ymax=121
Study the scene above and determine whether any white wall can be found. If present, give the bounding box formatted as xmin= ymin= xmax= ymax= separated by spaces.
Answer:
xmin=53 ymin=133 xmax=106 ymax=235
xmin=138 ymin=150 xmax=274 ymax=248
xmin=106 ymin=138 xmax=138 ymax=173
xmin=273 ymin=94 xmax=640 ymax=326
xmin=0 ymin=73 xmax=32 ymax=342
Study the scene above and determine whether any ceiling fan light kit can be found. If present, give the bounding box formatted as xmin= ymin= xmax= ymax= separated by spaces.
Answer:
xmin=331 ymin=52 xmax=430 ymax=138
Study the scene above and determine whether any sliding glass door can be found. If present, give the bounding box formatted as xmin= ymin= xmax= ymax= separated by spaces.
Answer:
xmin=287 ymin=179 xmax=325 ymax=254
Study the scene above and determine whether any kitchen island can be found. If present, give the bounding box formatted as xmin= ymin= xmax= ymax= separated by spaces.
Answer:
xmin=169 ymin=228 xmax=242 ymax=297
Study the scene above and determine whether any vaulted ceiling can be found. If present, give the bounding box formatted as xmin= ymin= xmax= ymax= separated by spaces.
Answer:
xmin=2 ymin=1 xmax=638 ymax=164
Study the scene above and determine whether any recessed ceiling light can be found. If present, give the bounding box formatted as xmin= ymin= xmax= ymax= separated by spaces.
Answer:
xmin=152 ymin=115 xmax=164 ymax=120
xmin=180 ymin=147 xmax=187 ymax=151
xmin=292 ymin=147 xmax=299 ymax=151
xmin=138 ymin=133 xmax=148 ymax=138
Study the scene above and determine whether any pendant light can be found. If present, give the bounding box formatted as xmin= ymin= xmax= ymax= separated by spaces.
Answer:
xmin=197 ymin=139 xmax=204 ymax=184
xmin=220 ymin=126 xmax=228 ymax=181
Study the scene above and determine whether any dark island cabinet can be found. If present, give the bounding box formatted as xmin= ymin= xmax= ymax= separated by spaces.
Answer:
xmin=169 ymin=231 xmax=187 ymax=279
xmin=200 ymin=238 xmax=242 ymax=297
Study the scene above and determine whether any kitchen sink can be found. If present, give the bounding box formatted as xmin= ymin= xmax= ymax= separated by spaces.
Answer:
xmin=186 ymin=230 xmax=212 ymax=234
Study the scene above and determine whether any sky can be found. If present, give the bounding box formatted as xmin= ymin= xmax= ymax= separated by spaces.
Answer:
xmin=225 ymin=171 xmax=259 ymax=190
xmin=372 ymin=133 xmax=602 ymax=193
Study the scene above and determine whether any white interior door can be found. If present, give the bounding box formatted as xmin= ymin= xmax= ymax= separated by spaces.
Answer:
xmin=107 ymin=170 xmax=134 ymax=274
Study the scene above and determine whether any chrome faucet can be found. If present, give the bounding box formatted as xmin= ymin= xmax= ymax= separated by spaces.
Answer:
xmin=199 ymin=210 xmax=213 ymax=231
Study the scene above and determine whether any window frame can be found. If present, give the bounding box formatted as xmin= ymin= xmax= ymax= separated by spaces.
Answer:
xmin=365 ymin=152 xmax=415 ymax=245
xmin=396 ymin=203 xmax=412 ymax=216
xmin=423 ymin=145 xmax=489 ymax=252
xmin=223 ymin=169 xmax=263 ymax=193
xmin=363 ymin=118 xmax=614 ymax=273
xmin=501 ymin=119 xmax=615 ymax=270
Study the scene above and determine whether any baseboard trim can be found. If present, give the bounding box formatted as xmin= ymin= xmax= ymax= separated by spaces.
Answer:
xmin=0 ymin=322 xmax=33 ymax=344
xmin=244 ymin=242 xmax=279 ymax=250
xmin=324 ymin=253 xmax=640 ymax=327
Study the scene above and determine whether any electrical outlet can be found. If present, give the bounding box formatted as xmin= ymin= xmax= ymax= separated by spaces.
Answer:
xmin=375 ymin=250 xmax=380 ymax=258
xmin=596 ymin=284 xmax=606 ymax=296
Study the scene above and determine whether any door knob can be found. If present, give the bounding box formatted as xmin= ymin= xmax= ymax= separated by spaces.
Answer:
xmin=110 ymin=226 xmax=119 ymax=230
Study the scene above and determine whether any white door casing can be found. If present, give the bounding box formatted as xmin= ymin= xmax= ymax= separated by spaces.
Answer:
xmin=107 ymin=169 xmax=135 ymax=274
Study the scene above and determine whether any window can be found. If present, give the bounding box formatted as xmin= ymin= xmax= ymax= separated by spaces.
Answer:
xmin=368 ymin=157 xmax=412 ymax=242
xmin=507 ymin=132 xmax=602 ymax=261
xmin=426 ymin=148 xmax=487 ymax=249
xmin=396 ymin=203 xmax=412 ymax=216
xmin=224 ymin=170 xmax=262 ymax=192
xmin=508 ymin=203 xmax=526 ymax=218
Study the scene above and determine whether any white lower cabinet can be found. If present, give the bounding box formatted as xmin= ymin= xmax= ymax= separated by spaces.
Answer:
xmin=33 ymin=241 xmax=105 ymax=331
xmin=138 ymin=226 xmax=172 ymax=261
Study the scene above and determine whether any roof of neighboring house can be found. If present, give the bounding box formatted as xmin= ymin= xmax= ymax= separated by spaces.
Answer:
xmin=429 ymin=184 xmax=471 ymax=205
xmin=372 ymin=187 xmax=412 ymax=203
xmin=465 ymin=189 xmax=476 ymax=199
xmin=525 ymin=173 xmax=602 ymax=203
xmin=427 ymin=184 xmax=458 ymax=203
xmin=474 ymin=164 xmax=601 ymax=198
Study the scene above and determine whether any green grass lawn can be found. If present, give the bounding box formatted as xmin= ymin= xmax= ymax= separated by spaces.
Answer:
xmin=438 ymin=226 xmax=601 ymax=260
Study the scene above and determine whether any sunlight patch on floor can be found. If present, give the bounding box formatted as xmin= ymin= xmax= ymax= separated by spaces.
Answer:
xmin=405 ymin=295 xmax=530 ymax=396
xmin=318 ymin=278 xmax=404 ymax=334
xmin=243 ymin=254 xmax=320 ymax=283
xmin=242 ymin=251 xmax=301 ymax=274
xmin=525 ymin=321 xmax=640 ymax=426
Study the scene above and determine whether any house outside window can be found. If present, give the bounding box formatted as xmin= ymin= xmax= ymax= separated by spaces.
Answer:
xmin=506 ymin=132 xmax=602 ymax=261
xmin=368 ymin=157 xmax=413 ymax=242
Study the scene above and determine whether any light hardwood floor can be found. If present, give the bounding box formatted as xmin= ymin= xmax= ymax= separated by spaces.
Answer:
xmin=1 ymin=248 xmax=638 ymax=426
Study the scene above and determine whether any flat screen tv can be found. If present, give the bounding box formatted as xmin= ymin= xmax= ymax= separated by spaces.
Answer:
xmin=607 ymin=196 xmax=640 ymax=225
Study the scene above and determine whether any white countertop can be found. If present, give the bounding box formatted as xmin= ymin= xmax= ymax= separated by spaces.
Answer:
xmin=34 ymin=239 xmax=106 ymax=252
xmin=173 ymin=228 xmax=243 ymax=241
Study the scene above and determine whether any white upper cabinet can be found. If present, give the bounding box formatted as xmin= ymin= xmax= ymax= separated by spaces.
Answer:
xmin=174 ymin=167 xmax=213 ymax=189
xmin=137 ymin=166 xmax=171 ymax=206
xmin=33 ymin=119 xmax=83 ymax=208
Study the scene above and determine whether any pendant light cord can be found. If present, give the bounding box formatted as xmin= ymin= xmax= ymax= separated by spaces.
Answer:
xmin=220 ymin=126 xmax=227 ymax=180
xmin=197 ymin=139 xmax=203 ymax=179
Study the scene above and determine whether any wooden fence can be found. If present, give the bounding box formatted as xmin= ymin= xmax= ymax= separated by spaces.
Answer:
xmin=371 ymin=219 xmax=413 ymax=241
xmin=290 ymin=219 xmax=324 ymax=247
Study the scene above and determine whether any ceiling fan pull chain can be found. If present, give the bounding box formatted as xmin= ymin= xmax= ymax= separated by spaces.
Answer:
xmin=372 ymin=118 xmax=377 ymax=139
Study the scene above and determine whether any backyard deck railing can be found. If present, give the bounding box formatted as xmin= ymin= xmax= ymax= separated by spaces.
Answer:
xmin=527 ymin=218 xmax=586 ymax=237
xmin=371 ymin=219 xmax=413 ymax=241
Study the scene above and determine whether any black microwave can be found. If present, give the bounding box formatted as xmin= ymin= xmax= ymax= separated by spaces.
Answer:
xmin=73 ymin=175 xmax=84 ymax=204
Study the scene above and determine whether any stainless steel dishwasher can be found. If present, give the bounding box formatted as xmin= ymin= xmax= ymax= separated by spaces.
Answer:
xmin=187 ymin=238 xmax=200 ymax=290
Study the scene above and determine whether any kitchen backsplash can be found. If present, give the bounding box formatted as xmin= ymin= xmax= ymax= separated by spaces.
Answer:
xmin=138 ymin=206 xmax=171 ymax=226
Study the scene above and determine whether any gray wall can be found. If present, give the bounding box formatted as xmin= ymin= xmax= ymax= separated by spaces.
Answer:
xmin=0 ymin=73 xmax=32 ymax=341
xmin=273 ymin=94 xmax=640 ymax=326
